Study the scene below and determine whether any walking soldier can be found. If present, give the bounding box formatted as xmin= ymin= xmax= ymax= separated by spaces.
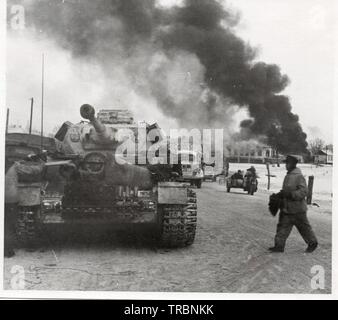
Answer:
xmin=269 ymin=155 xmax=318 ymax=253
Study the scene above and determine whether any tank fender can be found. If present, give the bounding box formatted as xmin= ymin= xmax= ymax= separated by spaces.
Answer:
xmin=17 ymin=183 xmax=42 ymax=206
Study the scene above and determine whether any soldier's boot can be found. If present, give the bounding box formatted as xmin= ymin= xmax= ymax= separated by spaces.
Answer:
xmin=305 ymin=242 xmax=318 ymax=253
xmin=268 ymin=246 xmax=284 ymax=253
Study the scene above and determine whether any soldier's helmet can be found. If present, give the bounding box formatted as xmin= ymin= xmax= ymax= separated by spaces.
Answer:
xmin=284 ymin=154 xmax=299 ymax=164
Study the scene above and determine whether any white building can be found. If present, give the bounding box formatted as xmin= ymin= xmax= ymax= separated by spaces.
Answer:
xmin=314 ymin=149 xmax=333 ymax=164
xmin=225 ymin=145 xmax=280 ymax=163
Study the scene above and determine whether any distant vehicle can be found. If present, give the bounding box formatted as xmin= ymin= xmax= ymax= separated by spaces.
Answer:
xmin=226 ymin=169 xmax=258 ymax=195
xmin=203 ymin=164 xmax=216 ymax=182
xmin=176 ymin=150 xmax=204 ymax=188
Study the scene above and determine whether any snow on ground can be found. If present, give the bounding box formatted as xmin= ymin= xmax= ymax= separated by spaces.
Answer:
xmin=3 ymin=162 xmax=332 ymax=293
xmin=4 ymin=181 xmax=331 ymax=293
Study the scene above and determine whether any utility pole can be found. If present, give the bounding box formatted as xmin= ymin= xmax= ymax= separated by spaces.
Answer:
xmin=266 ymin=162 xmax=276 ymax=190
xmin=6 ymin=108 xmax=9 ymax=134
xmin=266 ymin=162 xmax=270 ymax=190
xmin=307 ymin=176 xmax=314 ymax=204
xmin=29 ymin=97 xmax=34 ymax=135
xmin=40 ymin=54 xmax=45 ymax=151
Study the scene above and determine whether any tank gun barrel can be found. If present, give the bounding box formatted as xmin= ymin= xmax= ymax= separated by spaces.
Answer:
xmin=80 ymin=104 xmax=105 ymax=134
xmin=80 ymin=104 xmax=112 ymax=141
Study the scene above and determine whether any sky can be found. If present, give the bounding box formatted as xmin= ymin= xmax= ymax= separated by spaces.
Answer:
xmin=228 ymin=0 xmax=335 ymax=143
xmin=157 ymin=0 xmax=336 ymax=143
xmin=6 ymin=0 xmax=336 ymax=143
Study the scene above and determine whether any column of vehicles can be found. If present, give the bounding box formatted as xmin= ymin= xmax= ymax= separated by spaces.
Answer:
xmin=176 ymin=151 xmax=222 ymax=186
xmin=5 ymin=104 xmax=259 ymax=250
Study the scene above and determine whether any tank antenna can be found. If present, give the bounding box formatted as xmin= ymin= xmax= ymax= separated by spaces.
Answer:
xmin=40 ymin=53 xmax=45 ymax=151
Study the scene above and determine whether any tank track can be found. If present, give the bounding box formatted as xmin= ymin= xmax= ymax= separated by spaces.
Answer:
xmin=159 ymin=189 xmax=197 ymax=247
xmin=16 ymin=206 xmax=38 ymax=247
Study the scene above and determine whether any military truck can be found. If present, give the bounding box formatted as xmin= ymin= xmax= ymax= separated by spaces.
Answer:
xmin=175 ymin=150 xmax=204 ymax=188
xmin=203 ymin=165 xmax=217 ymax=182
xmin=5 ymin=105 xmax=197 ymax=248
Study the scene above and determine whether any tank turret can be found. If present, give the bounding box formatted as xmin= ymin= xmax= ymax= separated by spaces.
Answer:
xmin=80 ymin=104 xmax=116 ymax=144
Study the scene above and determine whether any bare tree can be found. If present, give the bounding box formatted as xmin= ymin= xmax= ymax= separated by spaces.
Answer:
xmin=325 ymin=144 xmax=333 ymax=152
xmin=308 ymin=138 xmax=325 ymax=155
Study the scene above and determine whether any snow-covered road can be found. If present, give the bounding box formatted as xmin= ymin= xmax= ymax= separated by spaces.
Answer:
xmin=4 ymin=165 xmax=332 ymax=293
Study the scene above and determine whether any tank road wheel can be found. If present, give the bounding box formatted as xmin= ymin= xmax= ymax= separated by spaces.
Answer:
xmin=16 ymin=206 xmax=40 ymax=248
xmin=159 ymin=189 xmax=197 ymax=248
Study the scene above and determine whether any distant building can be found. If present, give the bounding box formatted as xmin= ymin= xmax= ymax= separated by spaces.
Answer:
xmin=314 ymin=149 xmax=333 ymax=165
xmin=225 ymin=145 xmax=280 ymax=163
xmin=7 ymin=124 xmax=42 ymax=135
xmin=5 ymin=132 xmax=57 ymax=172
xmin=7 ymin=124 xmax=25 ymax=133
